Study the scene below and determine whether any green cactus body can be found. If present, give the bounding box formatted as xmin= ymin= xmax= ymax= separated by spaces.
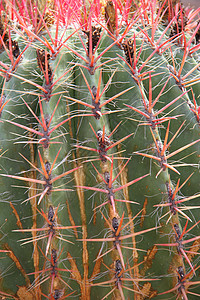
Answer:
xmin=0 ymin=0 xmax=200 ymax=299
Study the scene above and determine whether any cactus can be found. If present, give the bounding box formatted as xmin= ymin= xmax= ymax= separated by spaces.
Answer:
xmin=0 ymin=0 xmax=200 ymax=299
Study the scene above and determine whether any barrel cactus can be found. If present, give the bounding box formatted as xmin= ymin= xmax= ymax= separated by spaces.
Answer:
xmin=0 ymin=0 xmax=200 ymax=299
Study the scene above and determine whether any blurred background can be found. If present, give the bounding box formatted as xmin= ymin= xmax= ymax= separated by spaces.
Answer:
xmin=182 ymin=0 xmax=199 ymax=9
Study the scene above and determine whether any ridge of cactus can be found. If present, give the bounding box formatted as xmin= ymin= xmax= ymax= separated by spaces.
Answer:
xmin=0 ymin=0 xmax=200 ymax=299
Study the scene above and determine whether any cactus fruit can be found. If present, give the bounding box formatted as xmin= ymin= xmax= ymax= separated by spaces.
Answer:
xmin=0 ymin=0 xmax=200 ymax=299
